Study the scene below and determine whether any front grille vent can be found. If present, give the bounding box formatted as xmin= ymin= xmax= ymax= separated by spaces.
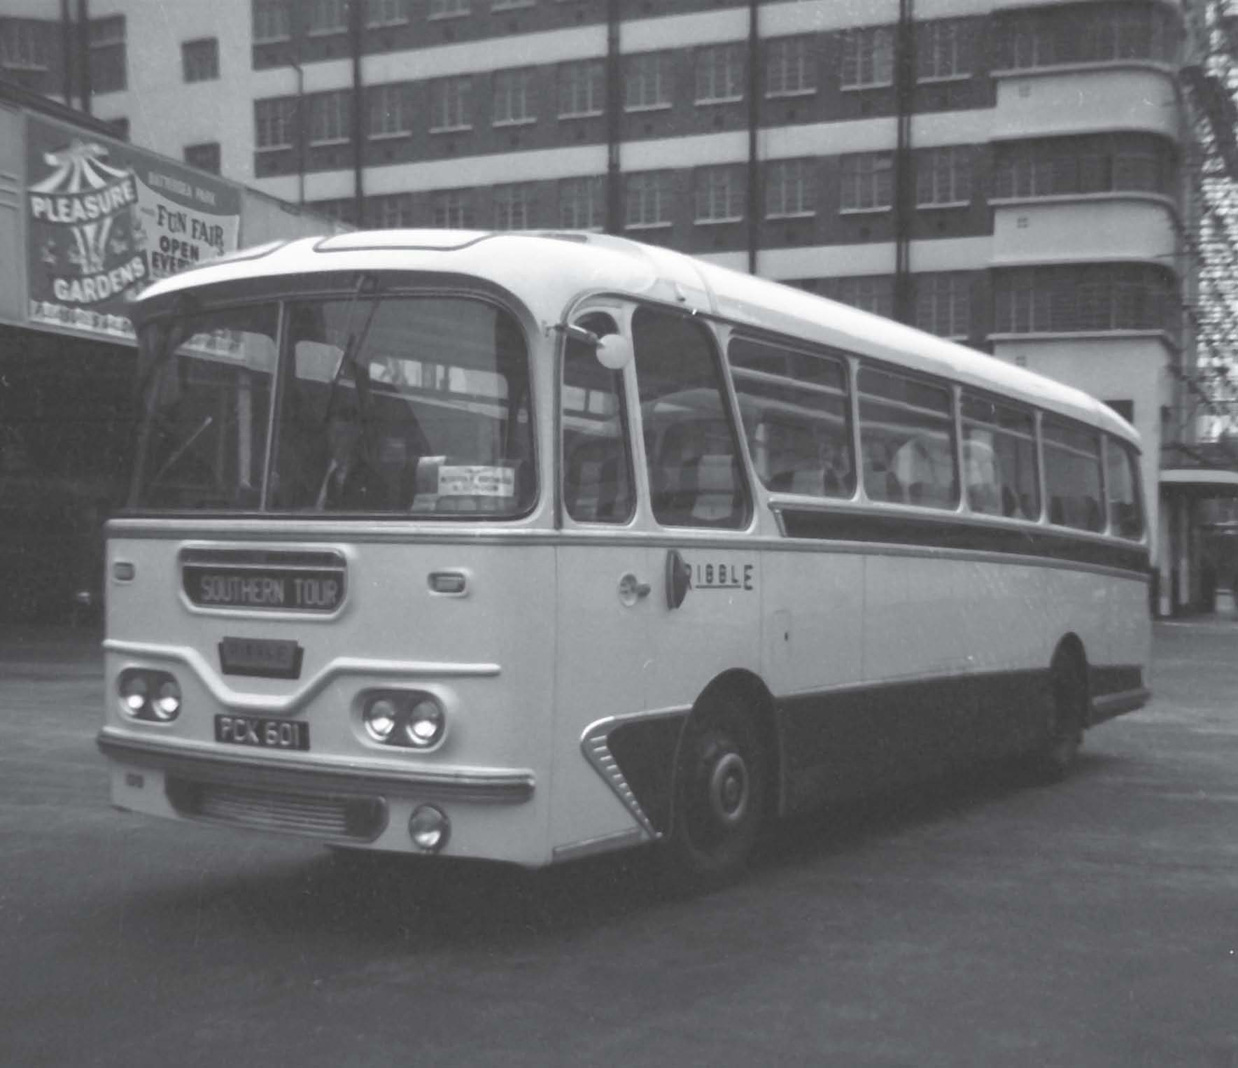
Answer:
xmin=167 ymin=778 xmax=386 ymax=841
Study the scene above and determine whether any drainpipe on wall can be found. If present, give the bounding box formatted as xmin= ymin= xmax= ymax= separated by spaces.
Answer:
xmin=605 ymin=0 xmax=621 ymax=235
xmin=60 ymin=0 xmax=74 ymax=107
xmin=350 ymin=0 xmax=364 ymax=227
xmin=76 ymin=0 xmax=91 ymax=114
xmin=747 ymin=0 xmax=760 ymax=276
xmin=894 ymin=0 xmax=915 ymax=323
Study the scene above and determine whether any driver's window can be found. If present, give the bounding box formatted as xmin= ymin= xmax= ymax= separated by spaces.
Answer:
xmin=561 ymin=313 xmax=635 ymax=524
xmin=632 ymin=306 xmax=749 ymax=529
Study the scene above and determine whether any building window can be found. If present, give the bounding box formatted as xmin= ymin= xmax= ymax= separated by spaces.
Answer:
xmin=255 ymin=96 xmax=297 ymax=150
xmin=367 ymin=0 xmax=409 ymax=26
xmin=493 ymin=68 xmax=537 ymax=125
xmin=369 ymin=192 xmax=414 ymax=227
xmin=430 ymin=76 xmax=472 ymax=131
xmin=765 ymin=158 xmax=816 ymax=218
xmin=306 ymin=0 xmax=348 ymax=34
xmin=916 ymin=146 xmax=972 ymax=206
xmin=993 ymin=134 xmax=1175 ymax=200
xmin=1105 ymin=399 xmax=1135 ymax=423
xmin=833 ymin=276 xmax=894 ymax=319
xmin=915 ymin=273 xmax=971 ymax=338
xmin=0 ymin=20 xmax=48 ymax=71
xmin=994 ymin=4 xmax=1177 ymax=70
xmin=309 ymin=198 xmax=358 ymax=226
xmin=89 ymin=15 xmax=126 ymax=94
xmin=839 ymin=152 xmax=893 ymax=212
xmin=559 ymin=175 xmax=604 ymax=230
xmin=916 ymin=20 xmax=973 ymax=80
xmin=993 ymin=264 xmax=1178 ymax=335
xmin=182 ymin=38 xmax=219 ymax=83
xmin=766 ymin=36 xmax=815 ymax=97
xmin=695 ymin=43 xmax=744 ymax=103
xmin=625 ymin=51 xmax=672 ymax=111
xmin=184 ymin=142 xmax=222 ymax=174
xmin=429 ymin=0 xmax=470 ymax=18
xmin=368 ymin=83 xmax=412 ymax=137
xmin=840 ymin=26 xmax=893 ymax=89
xmin=626 ymin=171 xmax=673 ymax=230
xmin=308 ymin=90 xmax=351 ymax=145
xmin=695 ymin=166 xmax=744 ymax=224
xmin=253 ymin=0 xmax=292 ymax=42
xmin=493 ymin=184 xmax=535 ymax=230
xmin=558 ymin=59 xmax=604 ymax=118
xmin=432 ymin=189 xmax=474 ymax=228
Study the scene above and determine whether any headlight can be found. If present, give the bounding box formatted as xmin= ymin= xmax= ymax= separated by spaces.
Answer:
xmin=403 ymin=698 xmax=445 ymax=749
xmin=118 ymin=669 xmax=181 ymax=722
xmin=363 ymin=697 xmax=398 ymax=742
xmin=360 ymin=692 xmax=447 ymax=750
xmin=151 ymin=678 xmax=182 ymax=721
xmin=120 ymin=672 xmax=149 ymax=714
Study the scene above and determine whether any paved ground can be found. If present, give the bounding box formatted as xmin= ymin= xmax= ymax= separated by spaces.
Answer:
xmin=1 ymin=619 xmax=1236 ymax=1067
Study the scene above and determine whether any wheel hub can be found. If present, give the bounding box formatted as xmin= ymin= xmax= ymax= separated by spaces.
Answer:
xmin=708 ymin=751 xmax=749 ymax=826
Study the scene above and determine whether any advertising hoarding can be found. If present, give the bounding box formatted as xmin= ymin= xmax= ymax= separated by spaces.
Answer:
xmin=25 ymin=114 xmax=241 ymax=341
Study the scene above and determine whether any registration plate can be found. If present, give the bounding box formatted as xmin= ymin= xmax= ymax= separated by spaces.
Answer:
xmin=215 ymin=714 xmax=309 ymax=751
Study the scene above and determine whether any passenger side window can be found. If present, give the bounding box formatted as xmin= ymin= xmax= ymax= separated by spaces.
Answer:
xmin=561 ymin=314 xmax=634 ymax=524
xmin=632 ymin=307 xmax=749 ymax=529
xmin=729 ymin=336 xmax=855 ymax=499
xmin=1105 ymin=438 xmax=1144 ymax=540
xmin=961 ymin=393 xmax=1039 ymax=520
xmin=1043 ymin=418 xmax=1104 ymax=532
xmin=857 ymin=366 xmax=957 ymax=508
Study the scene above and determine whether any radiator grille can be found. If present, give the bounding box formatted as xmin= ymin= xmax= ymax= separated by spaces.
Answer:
xmin=167 ymin=779 xmax=386 ymax=841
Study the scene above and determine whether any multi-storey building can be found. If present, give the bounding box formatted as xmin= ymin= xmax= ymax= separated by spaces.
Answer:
xmin=1 ymin=0 xmax=1198 ymax=612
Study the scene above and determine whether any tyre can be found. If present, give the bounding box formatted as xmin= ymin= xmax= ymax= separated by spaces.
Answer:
xmin=1029 ymin=651 xmax=1087 ymax=782
xmin=663 ymin=696 xmax=769 ymax=889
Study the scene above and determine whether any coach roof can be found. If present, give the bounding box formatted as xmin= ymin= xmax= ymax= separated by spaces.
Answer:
xmin=134 ymin=229 xmax=1139 ymax=447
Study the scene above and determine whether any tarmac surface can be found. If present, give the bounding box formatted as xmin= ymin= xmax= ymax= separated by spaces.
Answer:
xmin=1 ymin=614 xmax=1236 ymax=1067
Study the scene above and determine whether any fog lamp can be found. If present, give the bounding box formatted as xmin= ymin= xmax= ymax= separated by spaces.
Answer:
xmin=408 ymin=804 xmax=450 ymax=853
xmin=403 ymin=698 xmax=445 ymax=749
xmin=363 ymin=697 xmax=398 ymax=742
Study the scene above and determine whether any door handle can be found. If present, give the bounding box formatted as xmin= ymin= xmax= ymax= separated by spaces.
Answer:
xmin=618 ymin=572 xmax=651 ymax=606
xmin=666 ymin=549 xmax=691 ymax=610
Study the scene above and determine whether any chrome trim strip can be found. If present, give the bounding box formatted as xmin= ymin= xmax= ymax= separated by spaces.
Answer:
xmin=1089 ymin=687 xmax=1152 ymax=725
xmin=97 ymin=728 xmax=534 ymax=804
xmin=579 ymin=707 xmax=690 ymax=842
xmin=552 ymin=828 xmax=646 ymax=863
xmin=104 ymin=639 xmax=499 ymax=715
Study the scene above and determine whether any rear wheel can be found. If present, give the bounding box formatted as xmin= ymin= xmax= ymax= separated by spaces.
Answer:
xmin=1029 ymin=652 xmax=1087 ymax=782
xmin=663 ymin=696 xmax=768 ymax=889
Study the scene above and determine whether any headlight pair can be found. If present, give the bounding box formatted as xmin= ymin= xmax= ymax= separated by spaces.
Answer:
xmin=119 ymin=669 xmax=182 ymax=722
xmin=361 ymin=692 xmax=446 ymax=750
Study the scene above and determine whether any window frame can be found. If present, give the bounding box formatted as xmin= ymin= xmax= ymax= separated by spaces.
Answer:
xmin=625 ymin=51 xmax=673 ymax=112
xmin=695 ymin=42 xmax=745 ymax=105
xmin=558 ymin=59 xmax=605 ymax=119
xmin=839 ymin=151 xmax=894 ymax=213
xmin=765 ymin=35 xmax=816 ymax=98
xmin=492 ymin=67 xmax=538 ymax=127
xmin=625 ymin=171 xmax=673 ymax=231
xmin=840 ymin=25 xmax=894 ymax=90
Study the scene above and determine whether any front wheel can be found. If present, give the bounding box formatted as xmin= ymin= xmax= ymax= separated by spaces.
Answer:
xmin=663 ymin=697 xmax=768 ymax=889
xmin=1028 ymin=653 xmax=1087 ymax=782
